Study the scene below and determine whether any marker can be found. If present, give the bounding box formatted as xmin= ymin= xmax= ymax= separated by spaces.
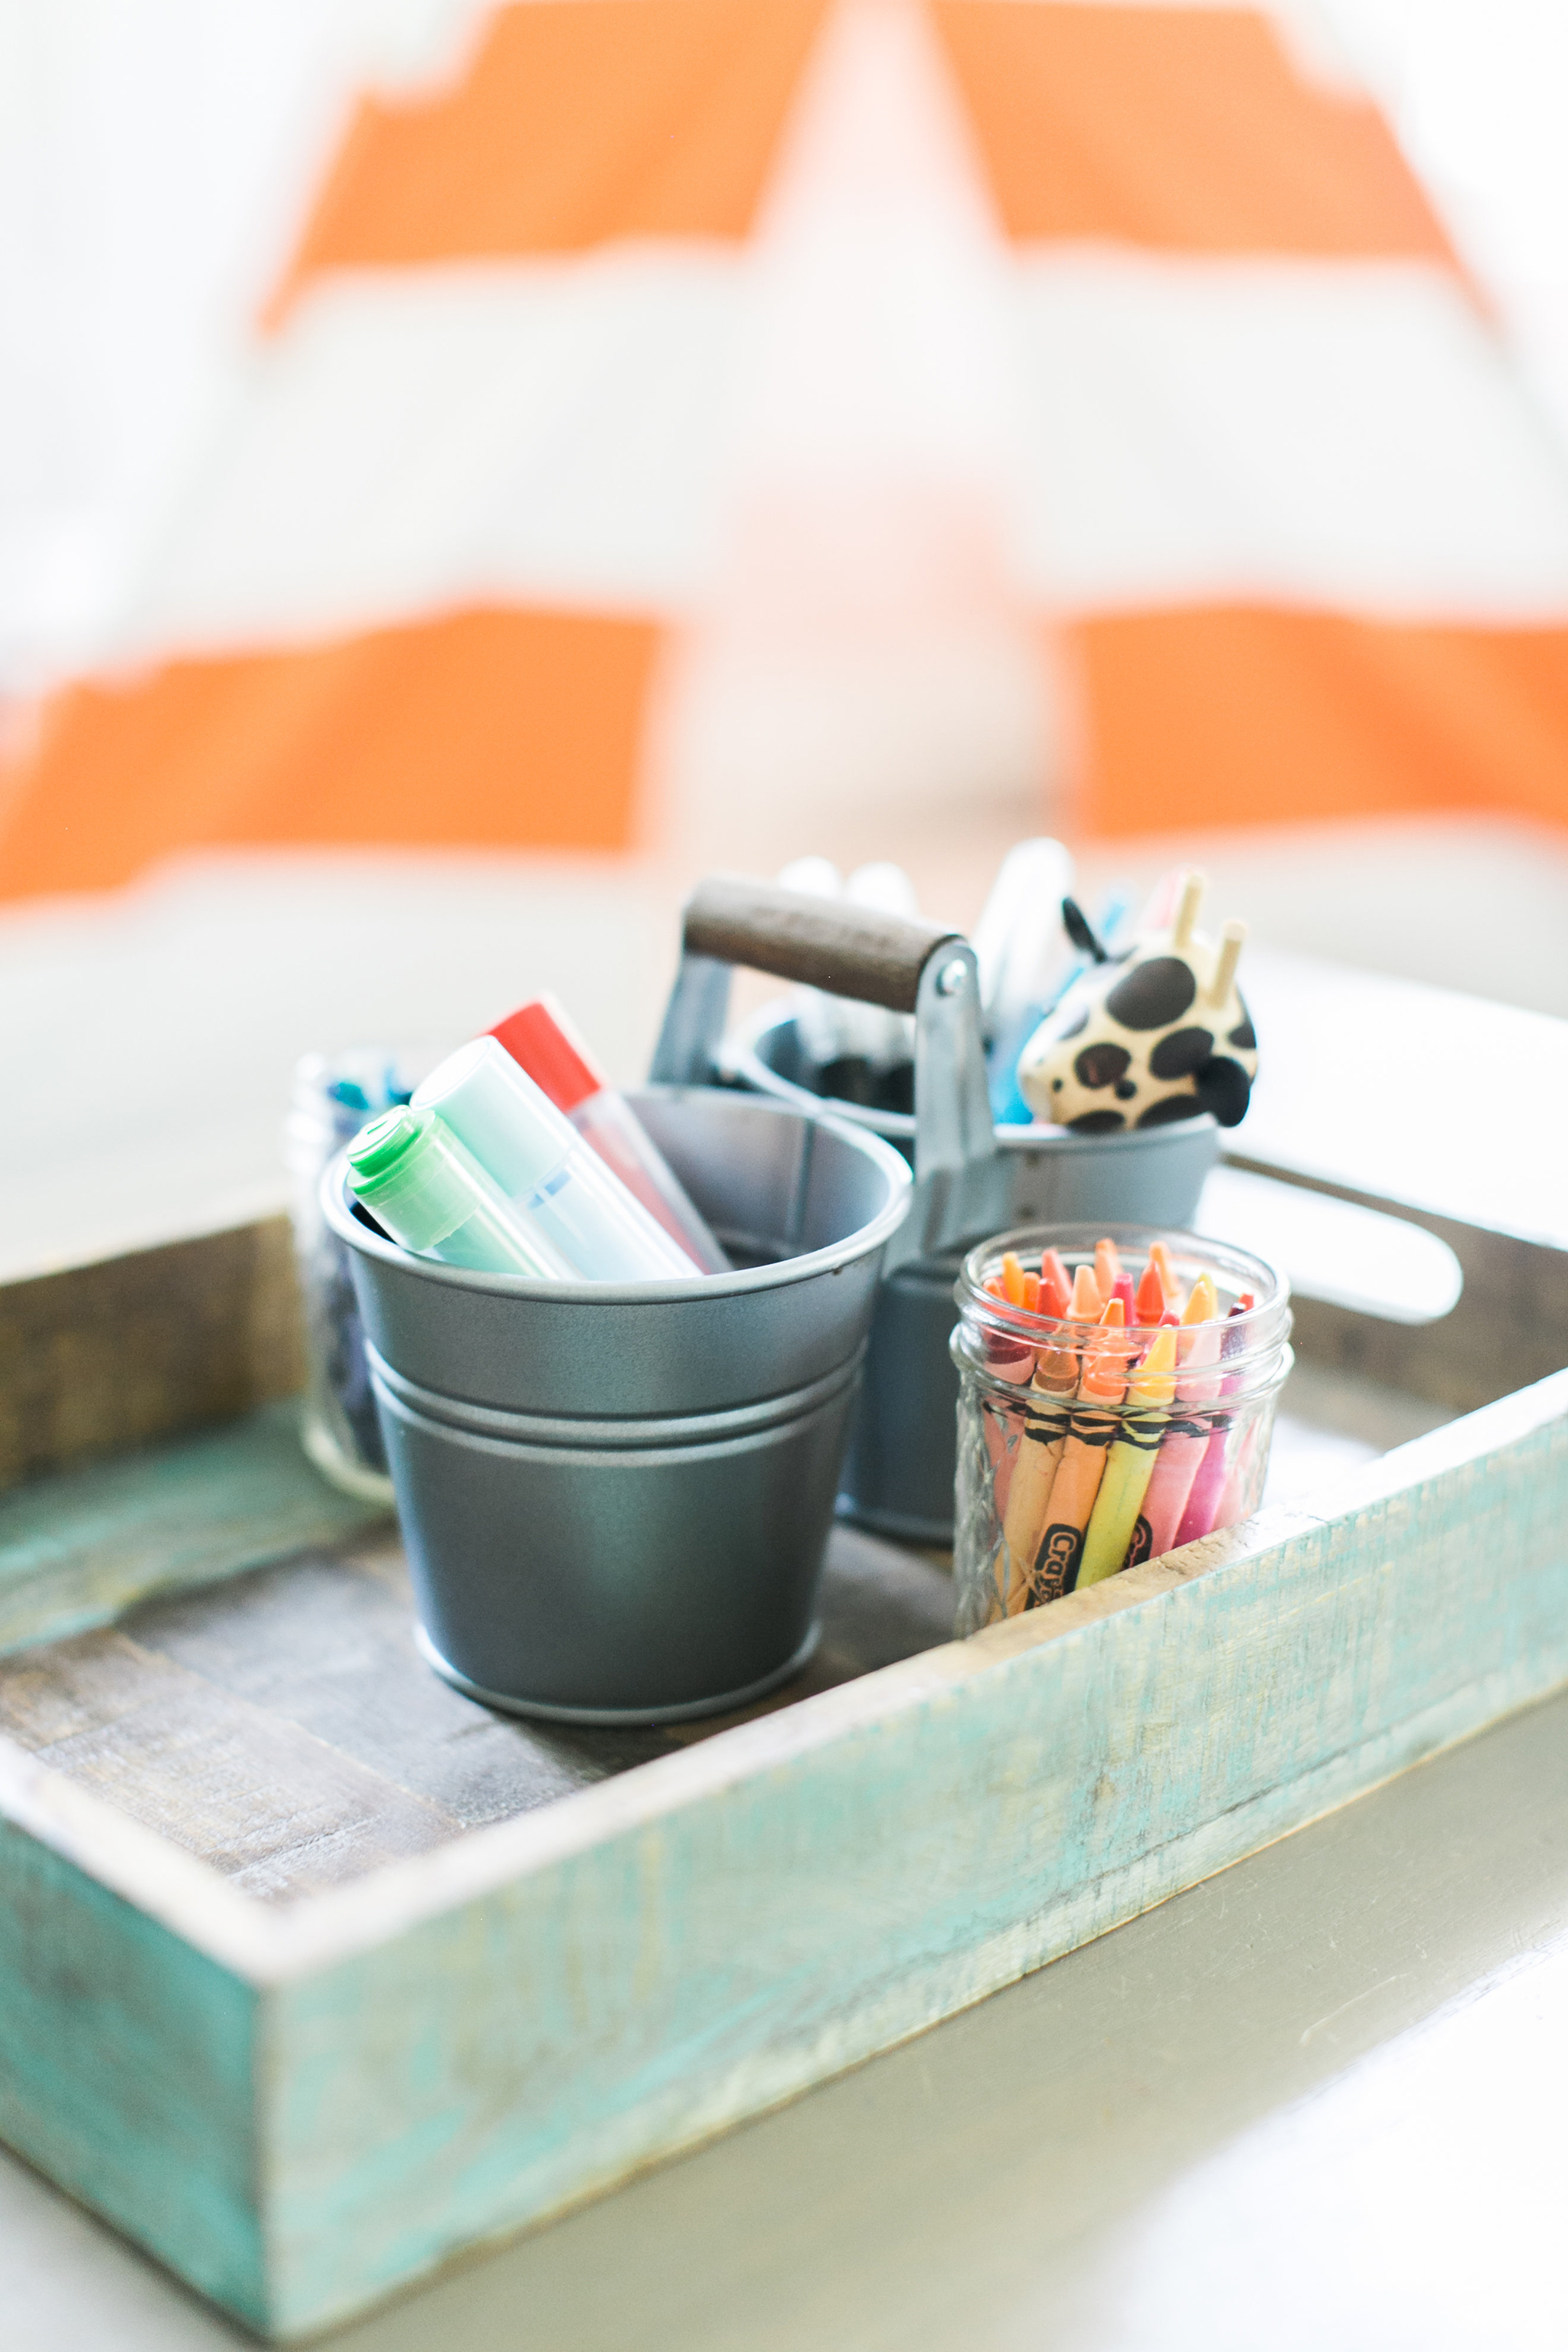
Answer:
xmin=345 ymin=1106 xmax=572 ymax=1279
xmin=1077 ymin=1325 xmax=1178 ymax=1586
xmin=488 ymin=996 xmax=728 ymax=1272
xmin=413 ymin=1039 xmax=700 ymax=1282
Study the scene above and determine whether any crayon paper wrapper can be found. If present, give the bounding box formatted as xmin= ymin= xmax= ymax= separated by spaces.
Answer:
xmin=952 ymin=1372 xmax=1281 ymax=1635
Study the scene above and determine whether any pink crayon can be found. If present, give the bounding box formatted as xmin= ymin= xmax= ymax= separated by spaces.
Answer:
xmin=1138 ymin=1323 xmax=1223 ymax=1557
xmin=1172 ymin=1306 xmax=1247 ymax=1546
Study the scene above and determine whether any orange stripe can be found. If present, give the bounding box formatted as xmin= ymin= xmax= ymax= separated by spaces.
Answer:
xmin=1064 ymin=606 xmax=1568 ymax=833
xmin=0 ymin=609 xmax=659 ymax=899
xmin=273 ymin=0 xmax=828 ymax=311
xmin=931 ymin=2 xmax=1455 ymax=260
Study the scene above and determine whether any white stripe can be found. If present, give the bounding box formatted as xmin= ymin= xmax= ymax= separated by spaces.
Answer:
xmin=114 ymin=250 xmax=750 ymax=657
xmin=1007 ymin=250 xmax=1568 ymax=619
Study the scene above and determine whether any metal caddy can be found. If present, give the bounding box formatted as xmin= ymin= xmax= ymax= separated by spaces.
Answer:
xmin=657 ymin=875 xmax=1218 ymax=1541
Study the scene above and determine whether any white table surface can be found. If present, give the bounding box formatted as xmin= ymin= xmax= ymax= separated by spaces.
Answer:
xmin=10 ymin=1677 xmax=1568 ymax=2352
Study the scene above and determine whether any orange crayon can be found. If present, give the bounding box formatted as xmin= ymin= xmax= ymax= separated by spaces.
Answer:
xmin=1065 ymin=1263 xmax=1101 ymax=1325
xmin=1149 ymin=1239 xmax=1184 ymax=1315
xmin=995 ymin=1333 xmax=1081 ymax=1615
xmin=1093 ymin=1236 xmax=1122 ymax=1303
xmin=1134 ymin=1256 xmax=1166 ymax=1325
xmin=1032 ymin=1298 xmax=1130 ymax=1600
xmin=1000 ymin=1251 xmax=1027 ymax=1305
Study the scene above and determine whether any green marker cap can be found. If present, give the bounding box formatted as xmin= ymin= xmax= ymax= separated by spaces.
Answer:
xmin=348 ymin=1105 xmax=422 ymax=1181
xmin=346 ymin=1105 xmax=495 ymax=1253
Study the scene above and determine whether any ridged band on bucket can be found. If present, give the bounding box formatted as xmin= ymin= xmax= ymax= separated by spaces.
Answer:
xmin=369 ymin=1343 xmax=865 ymax=1455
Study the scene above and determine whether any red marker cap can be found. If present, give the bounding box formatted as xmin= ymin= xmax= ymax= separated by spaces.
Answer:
xmin=487 ymin=996 xmax=606 ymax=1116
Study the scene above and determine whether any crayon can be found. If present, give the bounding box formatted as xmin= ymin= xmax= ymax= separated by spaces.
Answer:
xmin=1137 ymin=1274 xmax=1223 ymax=1558
xmin=1173 ymin=1305 xmax=1248 ymax=1544
xmin=1065 ymin=1263 xmax=1102 ymax=1323
xmin=1031 ymin=1298 xmax=1130 ymax=1600
xmin=1077 ymin=1326 xmax=1178 ymax=1586
xmin=1094 ymin=1236 xmax=1122 ymax=1304
xmin=1000 ymin=1251 xmax=1027 ymax=1306
xmin=1149 ymin=1239 xmax=1183 ymax=1314
xmin=995 ymin=1332 xmax=1081 ymax=1615
xmin=1134 ymin=1256 xmax=1166 ymax=1325
xmin=988 ymin=1263 xmax=1103 ymax=1612
xmin=1040 ymin=1248 xmax=1072 ymax=1319
xmin=985 ymin=1259 xmax=1104 ymax=1617
xmin=1111 ymin=1271 xmax=1135 ymax=1325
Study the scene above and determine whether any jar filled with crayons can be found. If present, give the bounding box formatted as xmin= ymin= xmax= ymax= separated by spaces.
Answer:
xmin=950 ymin=1225 xmax=1292 ymax=1635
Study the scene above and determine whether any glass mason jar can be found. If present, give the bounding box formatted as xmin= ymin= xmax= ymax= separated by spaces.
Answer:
xmin=951 ymin=1223 xmax=1292 ymax=1635
xmin=283 ymin=1046 xmax=445 ymax=1502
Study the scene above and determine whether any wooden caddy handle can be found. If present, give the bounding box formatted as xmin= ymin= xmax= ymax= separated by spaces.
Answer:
xmin=682 ymin=874 xmax=959 ymax=1016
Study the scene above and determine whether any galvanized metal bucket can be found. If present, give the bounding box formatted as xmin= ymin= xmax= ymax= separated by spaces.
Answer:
xmin=662 ymin=877 xmax=1220 ymax=1545
xmin=324 ymin=1084 xmax=911 ymax=1724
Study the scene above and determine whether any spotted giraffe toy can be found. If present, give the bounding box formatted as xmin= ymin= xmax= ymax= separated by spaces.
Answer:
xmin=1016 ymin=873 xmax=1256 ymax=1132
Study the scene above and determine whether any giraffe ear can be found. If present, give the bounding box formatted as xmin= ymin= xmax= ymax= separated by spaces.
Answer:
xmin=1060 ymin=897 xmax=1107 ymax=963
xmin=1194 ymin=1056 xmax=1252 ymax=1128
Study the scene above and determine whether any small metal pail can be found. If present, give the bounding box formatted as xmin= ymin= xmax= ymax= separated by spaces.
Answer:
xmin=324 ymin=1085 xmax=910 ymax=1724
xmin=681 ymin=884 xmax=1219 ymax=1545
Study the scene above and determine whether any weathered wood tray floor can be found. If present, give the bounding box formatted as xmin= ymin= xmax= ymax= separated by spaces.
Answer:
xmin=0 ymin=1516 xmax=954 ymax=1904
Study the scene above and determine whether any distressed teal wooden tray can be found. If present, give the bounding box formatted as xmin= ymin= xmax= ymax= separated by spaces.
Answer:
xmin=2 ymin=1167 xmax=1566 ymax=2340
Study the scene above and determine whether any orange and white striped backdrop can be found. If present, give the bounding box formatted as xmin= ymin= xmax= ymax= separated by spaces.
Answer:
xmin=2 ymin=0 xmax=1566 ymax=899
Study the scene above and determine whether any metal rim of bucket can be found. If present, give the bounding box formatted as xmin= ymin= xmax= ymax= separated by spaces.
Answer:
xmin=321 ymin=1082 xmax=913 ymax=1298
xmin=719 ymin=1001 xmax=1220 ymax=1163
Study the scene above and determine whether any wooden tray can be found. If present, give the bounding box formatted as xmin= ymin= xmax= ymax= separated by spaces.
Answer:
xmin=3 ymin=1126 xmax=1566 ymax=2340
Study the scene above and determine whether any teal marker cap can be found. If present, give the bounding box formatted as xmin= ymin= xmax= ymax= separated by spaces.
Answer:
xmin=346 ymin=1106 xmax=487 ymax=1252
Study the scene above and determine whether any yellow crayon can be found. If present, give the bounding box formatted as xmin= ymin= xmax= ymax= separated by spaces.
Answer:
xmin=1077 ymin=1325 xmax=1178 ymax=1587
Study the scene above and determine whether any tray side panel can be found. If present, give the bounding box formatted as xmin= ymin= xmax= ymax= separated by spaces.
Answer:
xmin=0 ymin=1214 xmax=302 ymax=1491
xmin=0 ymin=1810 xmax=266 ymax=2328
xmin=257 ymin=1382 xmax=1568 ymax=2337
